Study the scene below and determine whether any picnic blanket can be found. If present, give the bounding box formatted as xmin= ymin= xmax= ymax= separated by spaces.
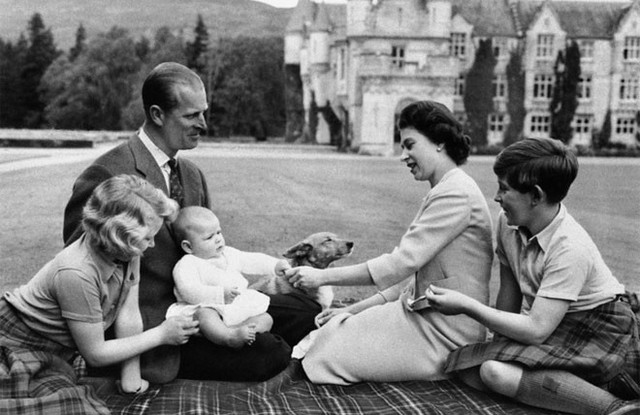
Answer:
xmin=83 ymin=359 xmax=561 ymax=415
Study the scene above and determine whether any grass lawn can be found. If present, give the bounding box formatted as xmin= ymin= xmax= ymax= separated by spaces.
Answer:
xmin=1 ymin=143 xmax=639 ymax=305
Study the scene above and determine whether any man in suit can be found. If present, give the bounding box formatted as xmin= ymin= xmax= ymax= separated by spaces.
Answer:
xmin=64 ymin=62 xmax=318 ymax=383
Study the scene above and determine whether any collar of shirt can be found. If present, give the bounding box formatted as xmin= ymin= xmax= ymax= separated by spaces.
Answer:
xmin=138 ymin=128 xmax=176 ymax=189
xmin=80 ymin=234 xmax=128 ymax=285
xmin=515 ymin=203 xmax=566 ymax=253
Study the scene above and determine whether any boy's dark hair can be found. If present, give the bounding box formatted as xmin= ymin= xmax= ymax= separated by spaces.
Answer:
xmin=398 ymin=100 xmax=471 ymax=165
xmin=493 ymin=137 xmax=578 ymax=203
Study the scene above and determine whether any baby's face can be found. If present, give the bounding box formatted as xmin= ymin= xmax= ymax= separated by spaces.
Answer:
xmin=188 ymin=217 xmax=226 ymax=259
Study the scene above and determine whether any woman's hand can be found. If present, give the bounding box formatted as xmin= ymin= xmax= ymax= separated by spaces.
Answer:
xmin=158 ymin=315 xmax=199 ymax=345
xmin=425 ymin=285 xmax=473 ymax=315
xmin=275 ymin=259 xmax=292 ymax=276
xmin=314 ymin=306 xmax=352 ymax=327
xmin=285 ymin=266 xmax=324 ymax=290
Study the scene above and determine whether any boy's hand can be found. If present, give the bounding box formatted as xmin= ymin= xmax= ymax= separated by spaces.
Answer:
xmin=224 ymin=287 xmax=240 ymax=304
xmin=425 ymin=285 xmax=471 ymax=315
xmin=159 ymin=315 xmax=199 ymax=345
xmin=275 ymin=259 xmax=292 ymax=277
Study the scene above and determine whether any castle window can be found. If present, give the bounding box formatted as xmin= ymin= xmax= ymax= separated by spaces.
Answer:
xmin=337 ymin=47 xmax=346 ymax=81
xmin=391 ymin=45 xmax=405 ymax=68
xmin=533 ymin=74 xmax=554 ymax=99
xmin=493 ymin=38 xmax=509 ymax=58
xmin=623 ymin=37 xmax=640 ymax=61
xmin=578 ymin=40 xmax=594 ymax=61
xmin=530 ymin=114 xmax=550 ymax=133
xmin=573 ymin=115 xmax=592 ymax=134
xmin=536 ymin=34 xmax=554 ymax=59
xmin=615 ymin=116 xmax=636 ymax=135
xmin=489 ymin=114 xmax=506 ymax=132
xmin=454 ymin=74 xmax=465 ymax=97
xmin=492 ymin=74 xmax=507 ymax=98
xmin=619 ymin=76 xmax=639 ymax=101
xmin=451 ymin=33 xmax=466 ymax=58
xmin=577 ymin=75 xmax=592 ymax=100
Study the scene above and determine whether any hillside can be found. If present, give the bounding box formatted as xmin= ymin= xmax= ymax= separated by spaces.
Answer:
xmin=0 ymin=0 xmax=293 ymax=50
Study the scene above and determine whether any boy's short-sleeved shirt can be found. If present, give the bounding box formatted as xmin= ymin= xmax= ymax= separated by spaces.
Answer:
xmin=5 ymin=234 xmax=139 ymax=348
xmin=496 ymin=204 xmax=624 ymax=314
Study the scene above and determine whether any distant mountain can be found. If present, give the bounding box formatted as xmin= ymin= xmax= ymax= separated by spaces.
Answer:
xmin=0 ymin=0 xmax=293 ymax=50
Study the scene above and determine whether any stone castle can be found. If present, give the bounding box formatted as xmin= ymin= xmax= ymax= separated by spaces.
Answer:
xmin=284 ymin=0 xmax=640 ymax=156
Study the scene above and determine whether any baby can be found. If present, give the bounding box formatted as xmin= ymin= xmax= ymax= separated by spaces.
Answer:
xmin=166 ymin=206 xmax=290 ymax=348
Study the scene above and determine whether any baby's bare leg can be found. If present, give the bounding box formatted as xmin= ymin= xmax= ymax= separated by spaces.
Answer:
xmin=196 ymin=308 xmax=256 ymax=349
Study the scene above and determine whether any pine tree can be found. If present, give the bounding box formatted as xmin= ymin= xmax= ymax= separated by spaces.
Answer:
xmin=505 ymin=47 xmax=526 ymax=146
xmin=0 ymin=35 xmax=28 ymax=127
xmin=21 ymin=13 xmax=59 ymax=127
xmin=463 ymin=38 xmax=497 ymax=147
xmin=550 ymin=40 xmax=580 ymax=143
xmin=69 ymin=23 xmax=86 ymax=61
xmin=187 ymin=14 xmax=209 ymax=74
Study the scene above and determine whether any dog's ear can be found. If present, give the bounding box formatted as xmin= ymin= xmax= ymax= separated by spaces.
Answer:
xmin=283 ymin=241 xmax=313 ymax=259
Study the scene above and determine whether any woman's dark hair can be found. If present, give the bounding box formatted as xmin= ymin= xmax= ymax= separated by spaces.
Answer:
xmin=141 ymin=62 xmax=203 ymax=120
xmin=398 ymin=100 xmax=471 ymax=165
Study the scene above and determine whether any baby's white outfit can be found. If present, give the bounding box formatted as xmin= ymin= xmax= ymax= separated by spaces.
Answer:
xmin=166 ymin=247 xmax=278 ymax=326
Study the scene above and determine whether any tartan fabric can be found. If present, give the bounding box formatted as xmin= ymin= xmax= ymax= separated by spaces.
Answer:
xmin=92 ymin=359 xmax=562 ymax=415
xmin=444 ymin=298 xmax=639 ymax=386
xmin=0 ymin=299 xmax=111 ymax=414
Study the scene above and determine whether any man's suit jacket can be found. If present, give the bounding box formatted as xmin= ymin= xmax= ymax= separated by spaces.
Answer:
xmin=63 ymin=134 xmax=210 ymax=383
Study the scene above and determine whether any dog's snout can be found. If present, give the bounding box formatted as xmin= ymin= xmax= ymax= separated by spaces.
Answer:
xmin=346 ymin=241 xmax=354 ymax=249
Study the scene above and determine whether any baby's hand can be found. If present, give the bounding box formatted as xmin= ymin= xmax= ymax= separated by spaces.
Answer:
xmin=224 ymin=287 xmax=240 ymax=304
xmin=275 ymin=259 xmax=291 ymax=277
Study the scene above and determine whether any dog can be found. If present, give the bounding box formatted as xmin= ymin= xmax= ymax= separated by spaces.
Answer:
xmin=249 ymin=232 xmax=354 ymax=309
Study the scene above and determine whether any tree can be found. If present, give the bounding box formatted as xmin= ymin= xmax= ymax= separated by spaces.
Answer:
xmin=208 ymin=36 xmax=285 ymax=138
xmin=593 ymin=110 xmax=611 ymax=150
xmin=550 ymin=40 xmax=580 ymax=143
xmin=41 ymin=26 xmax=142 ymax=130
xmin=0 ymin=35 xmax=28 ymax=127
xmin=21 ymin=13 xmax=60 ymax=127
xmin=504 ymin=47 xmax=526 ymax=146
xmin=284 ymin=63 xmax=304 ymax=142
xmin=463 ymin=38 xmax=497 ymax=147
xmin=186 ymin=14 xmax=209 ymax=75
xmin=69 ymin=23 xmax=86 ymax=61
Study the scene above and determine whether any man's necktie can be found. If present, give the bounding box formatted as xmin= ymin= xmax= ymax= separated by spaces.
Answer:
xmin=167 ymin=158 xmax=184 ymax=207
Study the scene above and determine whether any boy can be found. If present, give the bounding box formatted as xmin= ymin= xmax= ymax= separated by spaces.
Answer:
xmin=167 ymin=206 xmax=290 ymax=348
xmin=425 ymin=137 xmax=640 ymax=414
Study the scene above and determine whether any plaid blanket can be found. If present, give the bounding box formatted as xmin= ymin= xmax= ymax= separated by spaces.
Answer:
xmin=85 ymin=360 xmax=561 ymax=415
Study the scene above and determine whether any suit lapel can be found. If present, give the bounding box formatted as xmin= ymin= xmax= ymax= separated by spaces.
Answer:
xmin=129 ymin=135 xmax=169 ymax=196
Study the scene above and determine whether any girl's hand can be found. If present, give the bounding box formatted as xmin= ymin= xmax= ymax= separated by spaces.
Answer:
xmin=314 ymin=306 xmax=352 ymax=327
xmin=159 ymin=316 xmax=199 ymax=345
xmin=285 ymin=266 xmax=323 ymax=290
xmin=224 ymin=287 xmax=240 ymax=304
xmin=425 ymin=285 xmax=471 ymax=315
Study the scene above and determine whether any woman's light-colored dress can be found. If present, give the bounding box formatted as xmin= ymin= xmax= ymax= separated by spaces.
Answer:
xmin=302 ymin=168 xmax=494 ymax=385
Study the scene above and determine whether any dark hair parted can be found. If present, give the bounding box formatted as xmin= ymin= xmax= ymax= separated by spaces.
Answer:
xmin=82 ymin=174 xmax=179 ymax=261
xmin=142 ymin=62 xmax=203 ymax=121
xmin=398 ymin=100 xmax=471 ymax=165
xmin=493 ymin=137 xmax=578 ymax=203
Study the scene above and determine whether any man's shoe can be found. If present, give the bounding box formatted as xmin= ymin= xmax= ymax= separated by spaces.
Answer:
xmin=609 ymin=400 xmax=640 ymax=415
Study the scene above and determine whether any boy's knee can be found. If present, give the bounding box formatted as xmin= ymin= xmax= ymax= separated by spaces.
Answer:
xmin=479 ymin=360 xmax=521 ymax=397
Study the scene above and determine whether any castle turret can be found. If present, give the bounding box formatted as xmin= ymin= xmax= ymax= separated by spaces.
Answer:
xmin=285 ymin=0 xmax=313 ymax=65
xmin=309 ymin=3 xmax=331 ymax=67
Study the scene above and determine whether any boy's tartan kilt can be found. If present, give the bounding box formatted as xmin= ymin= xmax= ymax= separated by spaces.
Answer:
xmin=445 ymin=295 xmax=640 ymax=397
xmin=0 ymin=298 xmax=110 ymax=414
